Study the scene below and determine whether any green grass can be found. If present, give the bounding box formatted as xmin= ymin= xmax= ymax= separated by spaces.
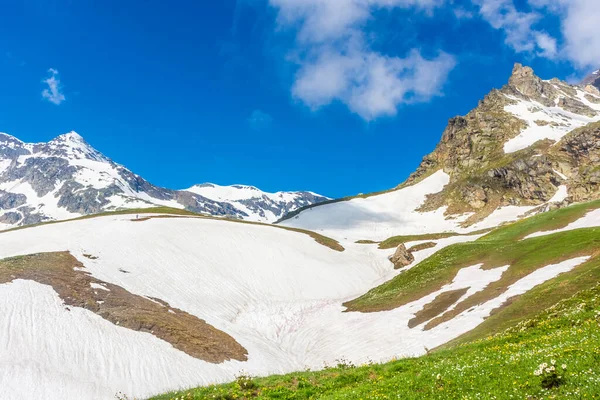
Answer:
xmin=377 ymin=229 xmax=493 ymax=250
xmin=345 ymin=200 xmax=600 ymax=313
xmin=149 ymin=284 xmax=600 ymax=400
xmin=481 ymin=199 xmax=600 ymax=242
xmin=378 ymin=232 xmax=458 ymax=249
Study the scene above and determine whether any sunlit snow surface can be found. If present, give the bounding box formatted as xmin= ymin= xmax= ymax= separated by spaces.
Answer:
xmin=280 ymin=170 xmax=533 ymax=242
xmin=503 ymin=89 xmax=600 ymax=154
xmin=0 ymin=214 xmax=589 ymax=399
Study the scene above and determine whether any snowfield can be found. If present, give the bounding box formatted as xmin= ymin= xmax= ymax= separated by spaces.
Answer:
xmin=502 ymin=89 xmax=600 ymax=154
xmin=280 ymin=170 xmax=535 ymax=242
xmin=0 ymin=214 xmax=590 ymax=399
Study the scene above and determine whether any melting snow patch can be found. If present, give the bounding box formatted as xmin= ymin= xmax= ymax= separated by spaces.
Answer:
xmin=90 ymin=283 xmax=109 ymax=291
xmin=553 ymin=169 xmax=568 ymax=180
xmin=502 ymin=95 xmax=600 ymax=153
xmin=548 ymin=185 xmax=568 ymax=203
xmin=524 ymin=208 xmax=600 ymax=239
xmin=447 ymin=257 xmax=590 ymax=331
xmin=408 ymin=264 xmax=509 ymax=327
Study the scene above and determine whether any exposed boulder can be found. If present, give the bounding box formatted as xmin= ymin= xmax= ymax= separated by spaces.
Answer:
xmin=389 ymin=244 xmax=415 ymax=269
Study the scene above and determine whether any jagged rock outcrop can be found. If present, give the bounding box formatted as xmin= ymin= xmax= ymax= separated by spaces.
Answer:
xmin=406 ymin=64 xmax=600 ymax=226
xmin=581 ymin=69 xmax=600 ymax=91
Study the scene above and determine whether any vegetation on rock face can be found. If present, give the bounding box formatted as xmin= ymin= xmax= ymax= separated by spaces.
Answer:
xmin=149 ymin=284 xmax=600 ymax=400
xmin=403 ymin=65 xmax=600 ymax=226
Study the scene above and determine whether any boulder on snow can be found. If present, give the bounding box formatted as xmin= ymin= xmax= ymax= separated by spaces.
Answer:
xmin=389 ymin=243 xmax=415 ymax=269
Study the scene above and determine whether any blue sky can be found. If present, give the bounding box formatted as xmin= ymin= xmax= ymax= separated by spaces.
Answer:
xmin=0 ymin=0 xmax=598 ymax=198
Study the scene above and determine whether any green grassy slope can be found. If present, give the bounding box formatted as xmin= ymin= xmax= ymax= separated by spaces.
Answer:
xmin=150 ymin=284 xmax=600 ymax=400
xmin=345 ymin=200 xmax=600 ymax=314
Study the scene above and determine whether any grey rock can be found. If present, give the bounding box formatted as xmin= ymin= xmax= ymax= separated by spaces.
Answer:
xmin=389 ymin=244 xmax=415 ymax=269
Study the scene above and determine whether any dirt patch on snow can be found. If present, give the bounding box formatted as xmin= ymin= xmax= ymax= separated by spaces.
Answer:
xmin=0 ymin=251 xmax=248 ymax=363
xmin=408 ymin=288 xmax=468 ymax=328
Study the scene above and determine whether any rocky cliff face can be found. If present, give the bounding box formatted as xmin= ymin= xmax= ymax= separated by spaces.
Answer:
xmin=407 ymin=64 xmax=600 ymax=225
xmin=581 ymin=69 xmax=600 ymax=91
xmin=0 ymin=132 xmax=327 ymax=228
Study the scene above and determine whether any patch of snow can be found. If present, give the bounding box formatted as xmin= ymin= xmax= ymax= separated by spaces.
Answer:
xmin=0 ymin=181 xmax=81 ymax=222
xmin=408 ymin=264 xmax=509 ymax=327
xmin=524 ymin=208 xmax=600 ymax=239
xmin=448 ymin=256 xmax=590 ymax=331
xmin=553 ymin=169 xmax=568 ymax=180
xmin=90 ymin=283 xmax=109 ymax=291
xmin=548 ymin=185 xmax=568 ymax=203
xmin=466 ymin=205 xmax=535 ymax=232
xmin=502 ymin=94 xmax=600 ymax=153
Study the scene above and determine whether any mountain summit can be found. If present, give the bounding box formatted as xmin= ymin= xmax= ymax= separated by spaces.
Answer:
xmin=281 ymin=64 xmax=600 ymax=238
xmin=0 ymin=132 xmax=327 ymax=228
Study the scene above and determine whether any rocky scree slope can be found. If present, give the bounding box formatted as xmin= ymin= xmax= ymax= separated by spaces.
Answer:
xmin=405 ymin=63 xmax=600 ymax=226
xmin=0 ymin=132 xmax=327 ymax=227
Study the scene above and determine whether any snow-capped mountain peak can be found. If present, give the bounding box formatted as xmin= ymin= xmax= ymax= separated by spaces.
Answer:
xmin=0 ymin=132 xmax=327 ymax=228
xmin=186 ymin=182 xmax=329 ymax=222
xmin=43 ymin=131 xmax=107 ymax=161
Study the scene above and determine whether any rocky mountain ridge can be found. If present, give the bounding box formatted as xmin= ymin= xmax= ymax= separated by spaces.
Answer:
xmin=581 ymin=69 xmax=600 ymax=90
xmin=0 ymin=132 xmax=327 ymax=228
xmin=405 ymin=63 xmax=600 ymax=225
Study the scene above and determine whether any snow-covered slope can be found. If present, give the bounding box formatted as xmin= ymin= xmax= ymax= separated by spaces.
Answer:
xmin=503 ymin=86 xmax=600 ymax=153
xmin=186 ymin=183 xmax=327 ymax=223
xmin=278 ymin=169 xmax=566 ymax=243
xmin=0 ymin=214 xmax=587 ymax=399
xmin=0 ymin=131 xmax=326 ymax=228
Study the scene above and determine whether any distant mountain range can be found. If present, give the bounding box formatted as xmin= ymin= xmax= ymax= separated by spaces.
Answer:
xmin=0 ymin=132 xmax=328 ymax=228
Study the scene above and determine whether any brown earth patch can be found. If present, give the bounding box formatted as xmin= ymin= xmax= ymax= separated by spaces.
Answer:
xmin=408 ymin=288 xmax=468 ymax=328
xmin=0 ymin=251 xmax=247 ymax=363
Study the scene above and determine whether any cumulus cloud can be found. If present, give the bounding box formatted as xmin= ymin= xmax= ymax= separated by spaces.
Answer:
xmin=268 ymin=0 xmax=455 ymax=121
xmin=473 ymin=0 xmax=555 ymax=56
xmin=41 ymin=68 xmax=66 ymax=105
xmin=535 ymin=0 xmax=600 ymax=68
xmin=474 ymin=0 xmax=599 ymax=69
xmin=248 ymin=109 xmax=273 ymax=130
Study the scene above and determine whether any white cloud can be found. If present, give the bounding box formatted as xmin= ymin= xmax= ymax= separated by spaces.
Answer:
xmin=473 ymin=0 xmax=600 ymax=69
xmin=248 ymin=110 xmax=273 ymax=130
xmin=532 ymin=0 xmax=600 ymax=68
xmin=41 ymin=68 xmax=65 ymax=105
xmin=268 ymin=0 xmax=455 ymax=121
xmin=534 ymin=32 xmax=557 ymax=59
xmin=473 ymin=0 xmax=554 ymax=55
